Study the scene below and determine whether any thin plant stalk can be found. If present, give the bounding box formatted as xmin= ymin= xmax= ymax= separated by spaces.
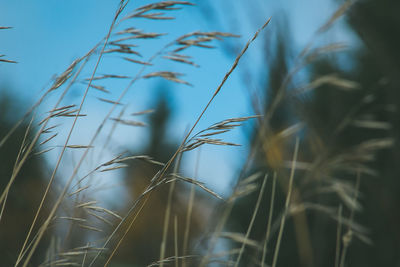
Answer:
xmin=271 ymin=137 xmax=299 ymax=267
xmin=182 ymin=148 xmax=201 ymax=267
xmin=266 ymin=1 xmax=353 ymax=124
xmin=261 ymin=172 xmax=277 ymax=267
xmin=15 ymin=56 xmax=91 ymax=266
xmin=234 ymin=174 xmax=268 ymax=267
xmin=199 ymin=136 xmax=262 ymax=267
xmin=335 ymin=205 xmax=343 ymax=267
xmin=20 ymin=3 xmax=125 ymax=266
xmin=174 ymin=215 xmax=179 ymax=267
xmin=159 ymin=159 xmax=181 ymax=267
xmin=90 ymin=37 xmax=190 ymax=267
xmin=339 ymin=172 xmax=361 ymax=267
xmin=99 ymin=17 xmax=272 ymax=266
xmin=156 ymin=17 xmax=271 ymax=189
xmin=160 ymin=148 xmax=184 ymax=267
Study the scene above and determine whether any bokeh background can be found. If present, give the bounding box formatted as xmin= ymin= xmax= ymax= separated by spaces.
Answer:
xmin=1 ymin=0 xmax=399 ymax=266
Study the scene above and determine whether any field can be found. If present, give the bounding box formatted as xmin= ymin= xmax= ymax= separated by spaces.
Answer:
xmin=1 ymin=1 xmax=399 ymax=266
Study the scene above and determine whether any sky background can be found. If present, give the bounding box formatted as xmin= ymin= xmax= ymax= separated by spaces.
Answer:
xmin=0 ymin=0 xmax=354 ymax=200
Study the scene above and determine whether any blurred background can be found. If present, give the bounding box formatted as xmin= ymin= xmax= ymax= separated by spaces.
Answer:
xmin=1 ymin=0 xmax=399 ymax=266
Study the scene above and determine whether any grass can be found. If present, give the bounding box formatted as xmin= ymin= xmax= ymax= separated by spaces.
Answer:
xmin=0 ymin=1 xmax=395 ymax=266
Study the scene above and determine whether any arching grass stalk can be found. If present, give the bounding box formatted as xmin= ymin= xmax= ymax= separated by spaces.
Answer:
xmin=271 ymin=137 xmax=299 ymax=267
xmin=19 ymin=2 xmax=127 ymax=266
xmin=98 ymin=17 xmax=272 ymax=266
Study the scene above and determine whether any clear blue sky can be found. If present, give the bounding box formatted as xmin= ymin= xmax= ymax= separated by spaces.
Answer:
xmin=0 ymin=0 xmax=353 ymax=197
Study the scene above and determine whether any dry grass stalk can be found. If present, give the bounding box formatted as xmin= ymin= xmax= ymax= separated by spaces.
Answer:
xmin=234 ymin=174 xmax=268 ymax=267
xmin=198 ymin=172 xmax=263 ymax=267
xmin=174 ymin=215 xmax=179 ymax=267
xmin=143 ymin=71 xmax=192 ymax=86
xmin=18 ymin=3 xmax=127 ymax=265
xmin=147 ymin=255 xmax=200 ymax=267
xmin=160 ymin=151 xmax=184 ymax=267
xmin=90 ymin=17 xmax=271 ymax=267
xmin=110 ymin=117 xmax=147 ymax=127
xmin=181 ymin=149 xmax=200 ymax=267
xmin=339 ymin=172 xmax=361 ymax=267
xmin=261 ymin=172 xmax=277 ymax=267
xmin=0 ymin=26 xmax=16 ymax=63
xmin=11 ymin=53 xmax=93 ymax=266
xmin=271 ymin=138 xmax=299 ymax=267
xmin=167 ymin=174 xmax=223 ymax=200
xmin=219 ymin=232 xmax=260 ymax=248
xmin=0 ymin=56 xmax=17 ymax=63
xmin=159 ymin=168 xmax=179 ymax=267
xmin=182 ymin=116 xmax=260 ymax=152
xmin=56 ymin=19 xmax=239 ymax=263
xmin=123 ymin=1 xmax=194 ymax=21
xmin=163 ymin=54 xmax=199 ymax=67
xmin=97 ymin=97 xmax=123 ymax=105
xmin=0 ymin=0 xmax=376 ymax=266
xmin=335 ymin=205 xmax=343 ymax=267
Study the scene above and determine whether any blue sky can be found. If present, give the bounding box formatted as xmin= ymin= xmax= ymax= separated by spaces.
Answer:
xmin=0 ymin=0 xmax=354 ymax=197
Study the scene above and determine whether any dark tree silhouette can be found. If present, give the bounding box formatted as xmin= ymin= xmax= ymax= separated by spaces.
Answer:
xmin=0 ymin=92 xmax=49 ymax=266
xmin=115 ymin=88 xmax=217 ymax=266
xmin=227 ymin=1 xmax=400 ymax=265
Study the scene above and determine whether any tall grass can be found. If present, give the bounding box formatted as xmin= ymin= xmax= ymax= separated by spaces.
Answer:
xmin=0 ymin=1 xmax=393 ymax=266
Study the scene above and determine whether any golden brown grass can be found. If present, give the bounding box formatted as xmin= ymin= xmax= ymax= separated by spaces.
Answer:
xmin=0 ymin=1 xmax=391 ymax=266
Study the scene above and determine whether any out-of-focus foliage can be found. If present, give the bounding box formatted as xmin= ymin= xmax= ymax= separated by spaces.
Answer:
xmin=0 ymin=92 xmax=49 ymax=266
xmin=338 ymin=0 xmax=400 ymax=265
xmin=227 ymin=0 xmax=400 ymax=266
xmin=115 ymin=91 xmax=217 ymax=266
xmin=2 ymin=1 xmax=399 ymax=266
